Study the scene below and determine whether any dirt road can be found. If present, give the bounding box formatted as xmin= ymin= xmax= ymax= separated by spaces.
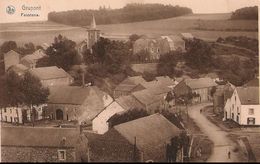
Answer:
xmin=188 ymin=103 xmax=246 ymax=162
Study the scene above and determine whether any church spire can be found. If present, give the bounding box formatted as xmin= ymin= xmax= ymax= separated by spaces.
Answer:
xmin=90 ymin=14 xmax=96 ymax=29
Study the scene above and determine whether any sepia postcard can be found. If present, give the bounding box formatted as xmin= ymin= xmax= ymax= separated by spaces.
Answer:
xmin=0 ymin=0 xmax=259 ymax=162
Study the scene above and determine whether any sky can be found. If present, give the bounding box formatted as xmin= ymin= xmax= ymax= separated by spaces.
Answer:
xmin=0 ymin=0 xmax=259 ymax=23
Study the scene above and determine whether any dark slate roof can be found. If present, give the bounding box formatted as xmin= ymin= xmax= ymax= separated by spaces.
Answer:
xmin=21 ymin=49 xmax=46 ymax=64
xmin=114 ymin=76 xmax=146 ymax=92
xmin=29 ymin=66 xmax=71 ymax=80
xmin=244 ymin=78 xmax=259 ymax=87
xmin=185 ymin=78 xmax=217 ymax=89
xmin=236 ymin=87 xmax=259 ymax=105
xmin=1 ymin=126 xmax=78 ymax=148
xmin=115 ymin=95 xmax=144 ymax=110
xmin=114 ymin=114 xmax=181 ymax=161
xmin=48 ymin=86 xmax=113 ymax=121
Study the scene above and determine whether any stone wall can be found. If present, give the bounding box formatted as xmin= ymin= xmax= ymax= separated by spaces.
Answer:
xmin=1 ymin=146 xmax=76 ymax=162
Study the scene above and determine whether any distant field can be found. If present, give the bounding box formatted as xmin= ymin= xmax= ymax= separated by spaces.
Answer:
xmin=0 ymin=13 xmax=258 ymax=46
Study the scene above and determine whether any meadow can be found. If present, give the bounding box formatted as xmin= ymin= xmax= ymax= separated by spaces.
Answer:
xmin=0 ymin=13 xmax=258 ymax=46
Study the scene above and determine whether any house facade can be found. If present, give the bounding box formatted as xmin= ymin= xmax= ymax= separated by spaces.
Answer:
xmin=1 ymin=126 xmax=89 ymax=162
xmin=45 ymin=86 xmax=126 ymax=134
xmin=133 ymin=35 xmax=185 ymax=62
xmin=4 ymin=50 xmax=20 ymax=72
xmin=224 ymin=87 xmax=260 ymax=125
xmin=0 ymin=104 xmax=48 ymax=124
xmin=92 ymin=101 xmax=125 ymax=134
xmin=0 ymin=106 xmax=24 ymax=124
xmin=20 ymin=49 xmax=47 ymax=69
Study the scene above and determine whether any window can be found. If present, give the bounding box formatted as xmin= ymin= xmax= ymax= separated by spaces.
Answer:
xmin=232 ymin=104 xmax=234 ymax=110
xmin=235 ymin=96 xmax=236 ymax=102
xmin=58 ymin=150 xmax=66 ymax=161
xmin=237 ymin=107 xmax=240 ymax=114
xmin=4 ymin=108 xmax=6 ymax=113
xmin=5 ymin=116 xmax=7 ymax=122
xmin=248 ymin=108 xmax=254 ymax=115
xmin=10 ymin=108 xmax=12 ymax=113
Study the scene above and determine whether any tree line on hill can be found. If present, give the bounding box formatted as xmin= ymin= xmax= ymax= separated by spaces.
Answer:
xmin=48 ymin=3 xmax=192 ymax=26
xmin=231 ymin=6 xmax=258 ymax=20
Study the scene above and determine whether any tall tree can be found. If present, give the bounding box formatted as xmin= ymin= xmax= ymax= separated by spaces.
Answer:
xmin=37 ymin=34 xmax=79 ymax=71
xmin=20 ymin=72 xmax=49 ymax=125
xmin=185 ymin=39 xmax=214 ymax=71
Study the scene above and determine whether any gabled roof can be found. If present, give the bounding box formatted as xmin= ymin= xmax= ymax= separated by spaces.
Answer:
xmin=48 ymin=86 xmax=113 ymax=121
xmin=21 ymin=49 xmax=46 ymax=64
xmin=29 ymin=66 xmax=71 ymax=80
xmin=115 ymin=76 xmax=146 ymax=92
xmin=114 ymin=114 xmax=181 ymax=160
xmin=132 ymin=89 xmax=162 ymax=105
xmin=244 ymin=78 xmax=259 ymax=87
xmin=8 ymin=64 xmax=29 ymax=75
xmin=1 ymin=126 xmax=78 ymax=148
xmin=236 ymin=87 xmax=259 ymax=105
xmin=185 ymin=78 xmax=217 ymax=89
xmin=4 ymin=50 xmax=20 ymax=58
xmin=115 ymin=95 xmax=144 ymax=110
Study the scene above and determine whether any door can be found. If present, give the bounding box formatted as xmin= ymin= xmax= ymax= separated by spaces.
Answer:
xmin=56 ymin=109 xmax=63 ymax=120
xmin=247 ymin=117 xmax=255 ymax=125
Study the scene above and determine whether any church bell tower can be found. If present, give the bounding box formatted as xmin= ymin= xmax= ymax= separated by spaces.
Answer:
xmin=86 ymin=14 xmax=100 ymax=50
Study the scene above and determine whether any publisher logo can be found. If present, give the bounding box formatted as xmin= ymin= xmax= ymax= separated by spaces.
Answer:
xmin=6 ymin=5 xmax=15 ymax=15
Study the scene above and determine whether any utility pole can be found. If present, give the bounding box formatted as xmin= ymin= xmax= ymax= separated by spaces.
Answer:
xmin=133 ymin=137 xmax=137 ymax=162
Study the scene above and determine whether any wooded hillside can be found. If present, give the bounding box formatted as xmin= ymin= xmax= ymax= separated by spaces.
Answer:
xmin=48 ymin=3 xmax=192 ymax=26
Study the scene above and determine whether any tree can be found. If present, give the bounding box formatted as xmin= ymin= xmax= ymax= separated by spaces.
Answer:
xmin=185 ymin=39 xmax=214 ymax=71
xmin=157 ymin=52 xmax=180 ymax=76
xmin=4 ymin=71 xmax=25 ymax=107
xmin=20 ymin=72 xmax=49 ymax=126
xmin=37 ymin=34 xmax=79 ymax=71
xmin=0 ymin=41 xmax=17 ymax=60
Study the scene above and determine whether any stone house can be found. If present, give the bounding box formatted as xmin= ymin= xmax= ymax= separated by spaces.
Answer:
xmin=113 ymin=76 xmax=146 ymax=98
xmin=223 ymin=86 xmax=260 ymax=125
xmin=1 ymin=126 xmax=88 ymax=162
xmin=102 ymin=114 xmax=182 ymax=162
xmin=0 ymin=104 xmax=48 ymax=124
xmin=4 ymin=50 xmax=21 ymax=72
xmin=29 ymin=66 xmax=74 ymax=87
xmin=46 ymin=85 xmax=128 ymax=134
xmin=20 ymin=49 xmax=47 ymax=69
xmin=173 ymin=78 xmax=217 ymax=104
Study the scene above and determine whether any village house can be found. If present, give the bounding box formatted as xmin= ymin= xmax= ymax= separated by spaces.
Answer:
xmin=133 ymin=35 xmax=185 ymax=62
xmin=29 ymin=66 xmax=74 ymax=87
xmin=213 ymin=82 xmax=235 ymax=114
xmin=4 ymin=50 xmax=21 ymax=72
xmin=223 ymin=86 xmax=260 ymax=125
xmin=115 ymin=95 xmax=144 ymax=111
xmin=1 ymin=126 xmax=89 ymax=162
xmin=20 ymin=49 xmax=47 ymax=69
xmin=7 ymin=64 xmax=29 ymax=76
xmin=90 ymin=114 xmax=182 ymax=162
xmin=46 ymin=85 xmax=128 ymax=134
xmin=173 ymin=78 xmax=217 ymax=104
xmin=113 ymin=76 xmax=146 ymax=98
xmin=0 ymin=104 xmax=48 ymax=124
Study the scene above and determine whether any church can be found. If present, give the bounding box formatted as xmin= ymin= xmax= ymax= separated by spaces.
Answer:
xmin=78 ymin=14 xmax=101 ymax=57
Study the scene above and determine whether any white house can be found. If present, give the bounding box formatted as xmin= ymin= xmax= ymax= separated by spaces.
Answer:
xmin=92 ymin=101 xmax=125 ymax=134
xmin=224 ymin=86 xmax=260 ymax=125
xmin=0 ymin=104 xmax=47 ymax=124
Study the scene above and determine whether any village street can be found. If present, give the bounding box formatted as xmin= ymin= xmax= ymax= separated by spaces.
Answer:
xmin=188 ymin=103 xmax=245 ymax=162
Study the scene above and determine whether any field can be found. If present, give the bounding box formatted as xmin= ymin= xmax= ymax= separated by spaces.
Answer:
xmin=0 ymin=13 xmax=258 ymax=46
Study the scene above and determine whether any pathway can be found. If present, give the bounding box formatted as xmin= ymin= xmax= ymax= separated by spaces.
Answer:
xmin=188 ymin=103 xmax=245 ymax=162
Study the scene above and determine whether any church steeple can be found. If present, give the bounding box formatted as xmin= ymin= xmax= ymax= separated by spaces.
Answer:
xmin=90 ymin=14 xmax=96 ymax=29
